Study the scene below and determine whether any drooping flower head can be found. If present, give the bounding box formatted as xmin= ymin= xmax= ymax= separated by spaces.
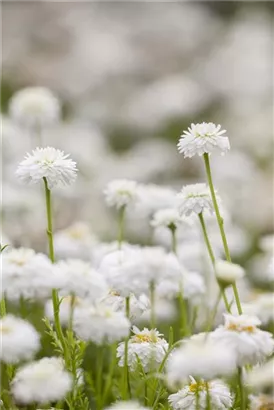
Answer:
xmin=177 ymin=122 xmax=230 ymax=158
xmin=177 ymin=183 xmax=218 ymax=217
xmin=104 ymin=179 xmax=139 ymax=209
xmin=9 ymin=87 xmax=60 ymax=128
xmin=16 ymin=147 xmax=77 ymax=189
xmin=169 ymin=377 xmax=233 ymax=410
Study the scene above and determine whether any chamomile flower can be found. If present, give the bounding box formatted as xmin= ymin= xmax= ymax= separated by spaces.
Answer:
xmin=105 ymin=402 xmax=151 ymax=410
xmin=0 ymin=315 xmax=40 ymax=364
xmin=177 ymin=122 xmax=230 ymax=158
xmin=104 ymin=179 xmax=139 ymax=209
xmin=166 ymin=338 xmax=236 ymax=387
xmin=73 ymin=303 xmax=130 ymax=344
xmin=16 ymin=147 xmax=77 ymax=189
xmin=215 ymin=260 xmax=245 ymax=287
xmin=150 ymin=208 xmax=186 ymax=229
xmin=177 ymin=184 xmax=218 ymax=217
xmin=212 ymin=314 xmax=274 ymax=366
xmin=117 ymin=326 xmax=168 ymax=373
xmin=9 ymin=87 xmax=60 ymax=128
xmin=11 ymin=357 xmax=72 ymax=404
xmin=169 ymin=377 xmax=233 ymax=410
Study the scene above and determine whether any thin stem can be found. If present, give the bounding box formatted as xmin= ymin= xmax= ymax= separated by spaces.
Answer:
xmin=122 ymin=296 xmax=131 ymax=400
xmin=178 ymin=281 xmax=190 ymax=338
xmin=198 ymin=212 xmax=231 ymax=313
xmin=96 ymin=345 xmax=104 ymax=410
xmin=118 ymin=205 xmax=126 ymax=250
xmin=102 ymin=344 xmax=117 ymax=406
xmin=238 ymin=367 xmax=246 ymax=410
xmin=205 ymin=291 xmax=222 ymax=334
xmin=43 ymin=177 xmax=68 ymax=363
xmin=206 ymin=382 xmax=211 ymax=410
xmin=150 ymin=281 xmax=156 ymax=329
xmin=203 ymin=153 xmax=242 ymax=314
xmin=0 ymin=296 xmax=6 ymax=317
xmin=169 ymin=225 xmax=177 ymax=254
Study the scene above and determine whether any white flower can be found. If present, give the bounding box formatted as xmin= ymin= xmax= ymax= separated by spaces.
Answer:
xmin=238 ymin=294 xmax=274 ymax=326
xmin=177 ymin=183 xmax=217 ymax=217
xmin=9 ymin=87 xmax=60 ymax=128
xmin=177 ymin=122 xmax=230 ymax=158
xmin=169 ymin=377 xmax=233 ymax=410
xmin=246 ymin=358 xmax=274 ymax=391
xmin=0 ymin=315 xmax=40 ymax=364
xmin=104 ymin=401 xmax=150 ymax=410
xmin=16 ymin=147 xmax=77 ymax=189
xmin=117 ymin=326 xmax=168 ymax=373
xmin=100 ymin=291 xmax=149 ymax=322
xmin=212 ymin=314 xmax=274 ymax=366
xmin=45 ymin=296 xmax=89 ymax=326
xmin=56 ymin=259 xmax=108 ymax=301
xmin=11 ymin=357 xmax=72 ymax=404
xmin=104 ymin=179 xmax=139 ymax=209
xmin=166 ymin=338 xmax=236 ymax=386
xmin=2 ymin=248 xmax=64 ymax=302
xmin=215 ymin=260 xmax=245 ymax=286
xmin=139 ymin=298 xmax=177 ymax=324
xmin=249 ymin=395 xmax=274 ymax=410
xmin=151 ymin=208 xmax=188 ymax=229
xmin=135 ymin=184 xmax=176 ymax=217
xmin=54 ymin=222 xmax=97 ymax=260
xmin=259 ymin=234 xmax=274 ymax=253
xmin=73 ymin=303 xmax=130 ymax=344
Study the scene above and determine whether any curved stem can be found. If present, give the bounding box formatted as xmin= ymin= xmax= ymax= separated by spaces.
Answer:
xmin=203 ymin=153 xmax=242 ymax=314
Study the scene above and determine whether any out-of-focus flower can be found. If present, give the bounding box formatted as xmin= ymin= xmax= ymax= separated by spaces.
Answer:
xmin=9 ymin=87 xmax=60 ymax=128
xmin=246 ymin=358 xmax=274 ymax=391
xmin=249 ymin=395 xmax=274 ymax=410
xmin=11 ymin=357 xmax=72 ymax=404
xmin=56 ymin=259 xmax=108 ymax=301
xmin=54 ymin=222 xmax=97 ymax=260
xmin=105 ymin=401 xmax=151 ymax=410
xmin=117 ymin=326 xmax=168 ymax=373
xmin=45 ymin=296 xmax=88 ymax=326
xmin=169 ymin=377 xmax=233 ymax=410
xmin=73 ymin=303 xmax=130 ymax=344
xmin=135 ymin=184 xmax=177 ymax=217
xmin=2 ymin=247 xmax=64 ymax=302
xmin=100 ymin=291 xmax=149 ymax=322
xmin=104 ymin=179 xmax=139 ymax=209
xmin=151 ymin=208 xmax=190 ymax=230
xmin=212 ymin=314 xmax=274 ymax=366
xmin=16 ymin=147 xmax=77 ymax=189
xmin=215 ymin=260 xmax=245 ymax=286
xmin=0 ymin=315 xmax=40 ymax=364
xmin=178 ymin=122 xmax=230 ymax=158
xmin=259 ymin=234 xmax=274 ymax=253
xmin=166 ymin=338 xmax=236 ymax=386
xmin=177 ymin=184 xmax=217 ymax=217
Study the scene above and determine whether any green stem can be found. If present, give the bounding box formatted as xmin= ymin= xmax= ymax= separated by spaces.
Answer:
xmin=205 ymin=291 xmax=222 ymax=333
xmin=178 ymin=281 xmax=190 ymax=338
xmin=198 ymin=212 xmax=231 ymax=313
xmin=96 ymin=345 xmax=104 ymax=410
xmin=102 ymin=344 xmax=117 ymax=406
xmin=203 ymin=153 xmax=242 ymax=314
xmin=122 ymin=296 xmax=131 ymax=400
xmin=238 ymin=367 xmax=246 ymax=410
xmin=169 ymin=225 xmax=177 ymax=254
xmin=118 ymin=206 xmax=126 ymax=250
xmin=0 ymin=296 xmax=6 ymax=317
xmin=43 ymin=177 xmax=68 ymax=363
xmin=206 ymin=382 xmax=211 ymax=410
xmin=150 ymin=281 xmax=156 ymax=329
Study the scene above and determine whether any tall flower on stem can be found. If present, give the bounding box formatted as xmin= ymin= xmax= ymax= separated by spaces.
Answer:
xmin=16 ymin=147 xmax=78 ymax=364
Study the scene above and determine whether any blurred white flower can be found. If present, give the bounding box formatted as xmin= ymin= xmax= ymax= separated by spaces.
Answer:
xmin=259 ymin=234 xmax=274 ymax=253
xmin=151 ymin=208 xmax=190 ymax=230
xmin=16 ymin=147 xmax=77 ymax=189
xmin=56 ymin=259 xmax=108 ymax=301
xmin=105 ymin=401 xmax=150 ymax=410
xmin=9 ymin=87 xmax=60 ymax=128
xmin=139 ymin=298 xmax=177 ymax=324
xmin=104 ymin=179 xmax=139 ymax=209
xmin=11 ymin=357 xmax=72 ymax=404
xmin=249 ymin=395 xmax=274 ymax=410
xmin=0 ymin=315 xmax=40 ymax=364
xmin=169 ymin=377 xmax=233 ymax=410
xmin=73 ymin=303 xmax=130 ymax=344
xmin=178 ymin=122 xmax=230 ymax=158
xmin=135 ymin=184 xmax=177 ymax=217
xmin=212 ymin=314 xmax=274 ymax=366
xmin=166 ymin=338 xmax=236 ymax=386
xmin=2 ymin=247 xmax=64 ymax=302
xmin=215 ymin=260 xmax=245 ymax=286
xmin=100 ymin=291 xmax=149 ymax=322
xmin=54 ymin=222 xmax=97 ymax=260
xmin=45 ymin=295 xmax=89 ymax=326
xmin=177 ymin=183 xmax=216 ymax=217
xmin=246 ymin=358 xmax=274 ymax=391
xmin=117 ymin=326 xmax=168 ymax=373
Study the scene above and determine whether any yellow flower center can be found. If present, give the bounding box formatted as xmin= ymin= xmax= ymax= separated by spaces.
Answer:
xmin=109 ymin=290 xmax=120 ymax=297
xmin=189 ymin=381 xmax=209 ymax=393
xmin=226 ymin=323 xmax=256 ymax=333
xmin=132 ymin=333 xmax=160 ymax=343
xmin=0 ymin=324 xmax=12 ymax=334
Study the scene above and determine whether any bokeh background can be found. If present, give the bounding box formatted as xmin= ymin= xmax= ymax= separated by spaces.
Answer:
xmin=2 ymin=1 xmax=273 ymax=253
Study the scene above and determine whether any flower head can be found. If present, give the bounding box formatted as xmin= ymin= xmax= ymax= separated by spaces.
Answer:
xmin=246 ymin=358 xmax=274 ymax=391
xmin=212 ymin=314 xmax=274 ymax=366
xmin=117 ymin=326 xmax=168 ymax=373
xmin=0 ymin=315 xmax=40 ymax=364
xmin=178 ymin=122 xmax=230 ymax=158
xmin=9 ymin=87 xmax=60 ymax=128
xmin=177 ymin=183 xmax=218 ymax=217
xmin=169 ymin=377 xmax=233 ymax=410
xmin=105 ymin=401 xmax=151 ymax=410
xmin=11 ymin=357 xmax=72 ymax=404
xmin=215 ymin=260 xmax=245 ymax=287
xmin=16 ymin=147 xmax=77 ymax=189
xmin=104 ymin=179 xmax=139 ymax=209
xmin=151 ymin=208 xmax=188 ymax=229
